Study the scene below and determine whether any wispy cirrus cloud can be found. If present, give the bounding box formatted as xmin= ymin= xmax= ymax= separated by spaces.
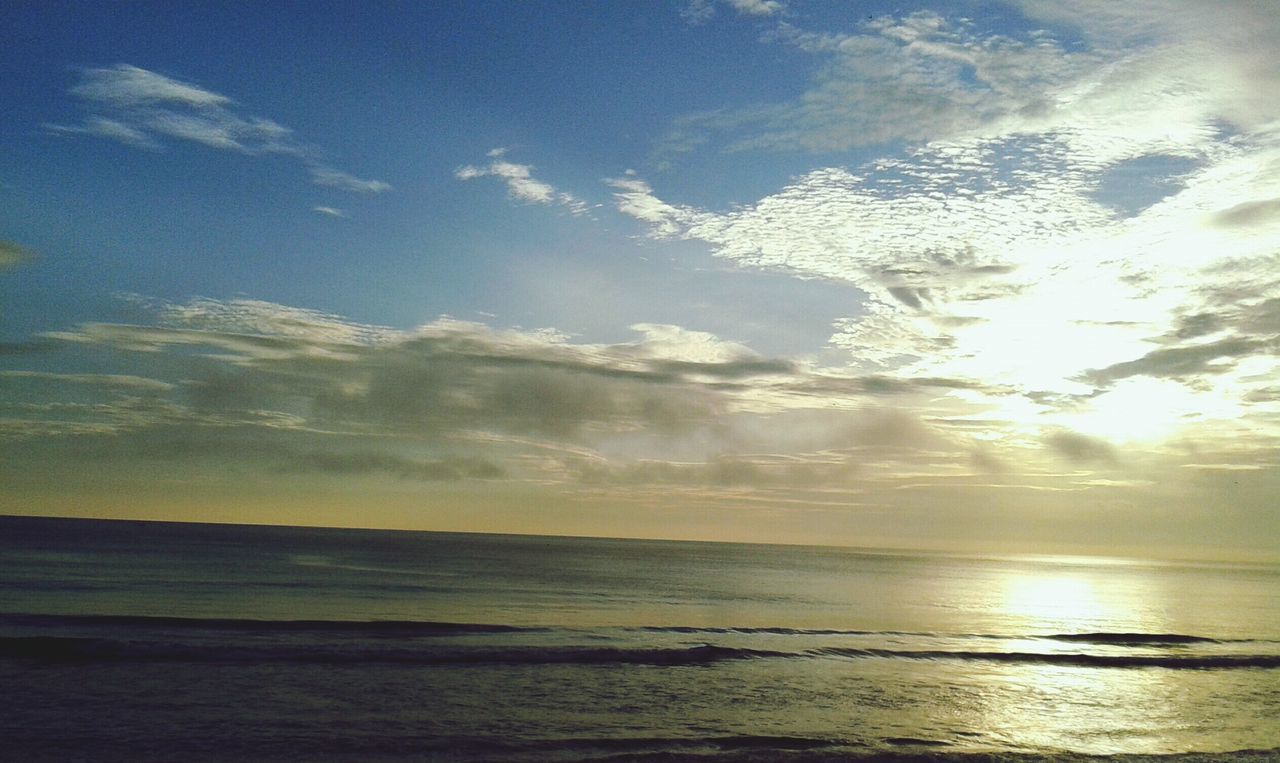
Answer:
xmin=456 ymin=148 xmax=588 ymax=215
xmin=661 ymin=4 xmax=1274 ymax=163
xmin=310 ymin=167 xmax=392 ymax=194
xmin=683 ymin=0 xmax=784 ymax=25
xmin=45 ymin=64 xmax=391 ymax=195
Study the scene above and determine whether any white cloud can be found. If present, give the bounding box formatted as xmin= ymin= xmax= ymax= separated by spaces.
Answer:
xmin=456 ymin=148 xmax=588 ymax=215
xmin=606 ymin=175 xmax=706 ymax=236
xmin=615 ymin=7 xmax=1280 ymax=459
xmin=725 ymin=0 xmax=784 ymax=16
xmin=69 ymin=63 xmax=231 ymax=108
xmin=44 ymin=116 xmax=161 ymax=149
xmin=683 ymin=0 xmax=784 ymax=24
xmin=312 ymin=206 xmax=347 ymax=218
xmin=310 ymin=166 xmax=392 ymax=194
xmin=47 ymin=63 xmax=390 ymax=194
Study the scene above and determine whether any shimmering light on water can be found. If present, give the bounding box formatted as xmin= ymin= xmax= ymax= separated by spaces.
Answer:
xmin=1004 ymin=574 xmax=1109 ymax=631
xmin=1 ymin=518 xmax=1277 ymax=760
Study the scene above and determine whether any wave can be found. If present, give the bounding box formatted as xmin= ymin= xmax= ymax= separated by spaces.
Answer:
xmin=641 ymin=626 xmax=1250 ymax=645
xmin=810 ymin=647 xmax=1280 ymax=670
xmin=6 ymin=614 xmax=1252 ymax=647
xmin=3 ymin=635 xmax=1277 ymax=670
xmin=1047 ymin=632 xmax=1220 ymax=645
xmin=640 ymin=625 xmax=900 ymax=636
xmin=0 ymin=612 xmax=539 ymax=635
xmin=0 ymin=636 xmax=790 ymax=666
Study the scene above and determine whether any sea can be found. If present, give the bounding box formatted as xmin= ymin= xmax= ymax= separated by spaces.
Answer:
xmin=0 ymin=515 xmax=1277 ymax=762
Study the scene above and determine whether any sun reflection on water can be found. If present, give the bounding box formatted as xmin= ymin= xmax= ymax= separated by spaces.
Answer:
xmin=1002 ymin=574 xmax=1110 ymax=633
xmin=987 ymin=556 xmax=1176 ymax=638
xmin=976 ymin=664 xmax=1190 ymax=755
xmin=974 ymin=561 xmax=1191 ymax=754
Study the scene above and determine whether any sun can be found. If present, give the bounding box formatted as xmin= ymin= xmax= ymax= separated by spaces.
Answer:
xmin=1051 ymin=377 xmax=1244 ymax=444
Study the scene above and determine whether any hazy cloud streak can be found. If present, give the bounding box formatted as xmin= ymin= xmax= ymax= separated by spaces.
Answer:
xmin=46 ymin=64 xmax=391 ymax=194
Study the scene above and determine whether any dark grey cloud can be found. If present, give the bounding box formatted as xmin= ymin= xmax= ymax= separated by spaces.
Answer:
xmin=888 ymin=286 xmax=928 ymax=310
xmin=305 ymin=337 xmax=730 ymax=440
xmin=1044 ymin=430 xmax=1117 ymax=464
xmin=4 ymin=296 xmax=1004 ymax=500
xmin=1212 ymin=197 xmax=1280 ymax=228
xmin=784 ymin=373 xmax=1001 ymax=399
xmin=45 ymin=302 xmax=979 ymax=455
xmin=968 ymin=447 xmax=1009 ymax=474
xmin=1083 ymin=336 xmax=1275 ymax=387
xmin=572 ymin=455 xmax=779 ymax=488
xmin=0 ymin=419 xmax=502 ymax=484
xmin=0 ymin=241 xmax=34 ymax=270
xmin=285 ymin=451 xmax=503 ymax=481
xmin=0 ymin=340 xmax=59 ymax=355
xmin=1169 ymin=312 xmax=1225 ymax=340
xmin=0 ymin=371 xmax=173 ymax=394
xmin=1243 ymin=387 xmax=1280 ymax=404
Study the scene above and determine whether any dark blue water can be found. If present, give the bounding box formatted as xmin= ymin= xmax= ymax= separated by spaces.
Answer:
xmin=1 ymin=515 xmax=1278 ymax=761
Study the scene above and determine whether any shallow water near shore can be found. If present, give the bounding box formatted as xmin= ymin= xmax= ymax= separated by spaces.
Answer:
xmin=2 ymin=515 xmax=1278 ymax=761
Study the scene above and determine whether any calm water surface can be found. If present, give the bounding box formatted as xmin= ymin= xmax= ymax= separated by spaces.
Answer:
xmin=1 ymin=516 xmax=1277 ymax=761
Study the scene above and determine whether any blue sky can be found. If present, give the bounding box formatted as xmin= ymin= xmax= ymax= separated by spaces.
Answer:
xmin=2 ymin=1 xmax=1279 ymax=559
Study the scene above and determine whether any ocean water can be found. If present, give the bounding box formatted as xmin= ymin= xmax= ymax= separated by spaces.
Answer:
xmin=1 ymin=516 xmax=1278 ymax=762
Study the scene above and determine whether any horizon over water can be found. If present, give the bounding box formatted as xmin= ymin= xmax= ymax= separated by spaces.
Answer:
xmin=12 ymin=513 xmax=1274 ymax=567
xmin=1 ymin=515 xmax=1278 ymax=761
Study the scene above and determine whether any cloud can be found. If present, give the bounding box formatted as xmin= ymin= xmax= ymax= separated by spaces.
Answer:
xmin=310 ymin=167 xmax=392 ymax=194
xmin=69 ymin=63 xmax=230 ymax=108
xmin=1084 ymin=337 xmax=1275 ymax=387
xmin=1044 ymin=430 xmax=1118 ymax=465
xmin=660 ymin=13 xmax=1097 ymax=158
xmin=46 ymin=64 xmax=389 ymax=194
xmin=284 ymin=451 xmax=504 ymax=481
xmin=44 ymin=117 xmax=161 ymax=149
xmin=312 ymin=206 xmax=347 ymax=218
xmin=1212 ymin=198 xmax=1280 ymax=228
xmin=613 ymin=137 xmax=1119 ymax=380
xmin=683 ymin=0 xmax=784 ymax=24
xmin=14 ymin=296 xmax=1001 ymax=495
xmin=0 ymin=241 xmax=34 ymax=270
xmin=0 ymin=370 xmax=174 ymax=393
xmin=607 ymin=174 xmax=706 ymax=236
xmin=726 ymin=0 xmax=784 ymax=15
xmin=10 ymin=293 xmax=1280 ymax=553
xmin=610 ymin=6 xmax=1280 ymax=457
xmin=663 ymin=3 xmax=1280 ymax=164
xmin=456 ymin=148 xmax=588 ymax=214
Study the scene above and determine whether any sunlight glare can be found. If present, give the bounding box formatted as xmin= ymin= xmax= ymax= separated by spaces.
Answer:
xmin=1003 ymin=574 xmax=1107 ymax=632
xmin=1053 ymin=377 xmax=1244 ymax=444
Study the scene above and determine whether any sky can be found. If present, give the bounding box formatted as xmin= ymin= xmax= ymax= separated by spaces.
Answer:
xmin=2 ymin=1 xmax=1278 ymax=560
